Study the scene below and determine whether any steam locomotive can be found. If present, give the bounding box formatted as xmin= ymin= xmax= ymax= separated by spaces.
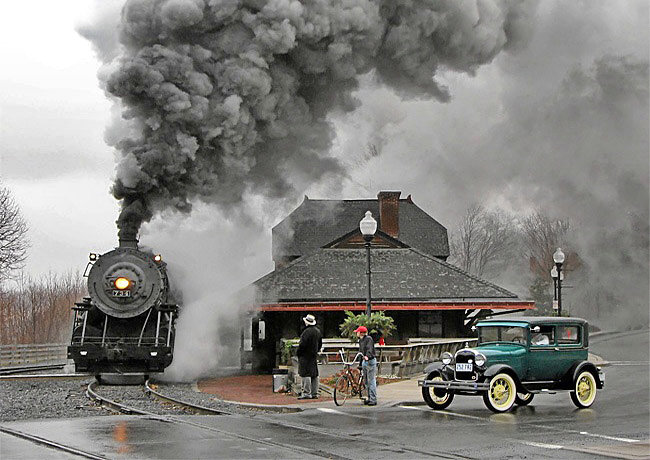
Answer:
xmin=68 ymin=239 xmax=179 ymax=376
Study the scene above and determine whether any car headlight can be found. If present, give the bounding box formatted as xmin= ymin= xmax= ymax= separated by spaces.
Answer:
xmin=475 ymin=353 xmax=486 ymax=367
xmin=441 ymin=352 xmax=453 ymax=365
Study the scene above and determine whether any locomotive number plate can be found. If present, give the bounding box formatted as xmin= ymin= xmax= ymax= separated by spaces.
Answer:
xmin=456 ymin=363 xmax=473 ymax=372
xmin=112 ymin=290 xmax=131 ymax=297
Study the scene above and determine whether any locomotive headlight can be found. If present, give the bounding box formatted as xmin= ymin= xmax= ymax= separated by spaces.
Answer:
xmin=89 ymin=253 xmax=98 ymax=261
xmin=153 ymin=254 xmax=162 ymax=263
xmin=114 ymin=277 xmax=131 ymax=290
xmin=442 ymin=352 xmax=453 ymax=365
xmin=475 ymin=353 xmax=486 ymax=367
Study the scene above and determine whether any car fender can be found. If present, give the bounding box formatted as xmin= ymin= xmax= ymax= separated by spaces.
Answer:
xmin=424 ymin=361 xmax=455 ymax=380
xmin=483 ymin=364 xmax=523 ymax=390
xmin=564 ymin=361 xmax=603 ymax=389
xmin=424 ymin=361 xmax=445 ymax=374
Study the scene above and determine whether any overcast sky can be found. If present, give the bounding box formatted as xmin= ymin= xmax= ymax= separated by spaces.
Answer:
xmin=1 ymin=0 xmax=648 ymax=313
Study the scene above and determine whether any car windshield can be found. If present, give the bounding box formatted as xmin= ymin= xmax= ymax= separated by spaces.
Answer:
xmin=478 ymin=326 xmax=526 ymax=345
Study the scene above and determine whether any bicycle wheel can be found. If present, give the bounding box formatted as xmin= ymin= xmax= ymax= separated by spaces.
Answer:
xmin=334 ymin=375 xmax=352 ymax=406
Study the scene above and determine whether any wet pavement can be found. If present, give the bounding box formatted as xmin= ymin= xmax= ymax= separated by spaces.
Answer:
xmin=1 ymin=432 xmax=78 ymax=459
xmin=1 ymin=330 xmax=648 ymax=459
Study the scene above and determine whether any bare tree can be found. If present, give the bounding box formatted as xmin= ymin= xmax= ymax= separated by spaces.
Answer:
xmin=450 ymin=205 xmax=517 ymax=278
xmin=0 ymin=271 xmax=85 ymax=344
xmin=0 ymin=186 xmax=29 ymax=282
xmin=521 ymin=211 xmax=580 ymax=279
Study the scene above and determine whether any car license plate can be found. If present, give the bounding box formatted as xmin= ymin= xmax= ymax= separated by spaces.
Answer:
xmin=112 ymin=290 xmax=131 ymax=297
xmin=456 ymin=363 xmax=473 ymax=372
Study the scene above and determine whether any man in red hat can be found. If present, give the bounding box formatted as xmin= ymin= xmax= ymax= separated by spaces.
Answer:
xmin=354 ymin=326 xmax=377 ymax=406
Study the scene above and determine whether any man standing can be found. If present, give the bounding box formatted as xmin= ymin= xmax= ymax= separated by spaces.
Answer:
xmin=354 ymin=326 xmax=377 ymax=406
xmin=297 ymin=314 xmax=322 ymax=400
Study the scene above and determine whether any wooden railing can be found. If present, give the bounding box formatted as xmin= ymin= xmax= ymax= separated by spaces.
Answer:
xmin=0 ymin=343 xmax=68 ymax=367
xmin=284 ymin=337 xmax=478 ymax=377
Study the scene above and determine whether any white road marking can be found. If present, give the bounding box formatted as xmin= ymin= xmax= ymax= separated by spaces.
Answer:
xmin=398 ymin=405 xmax=484 ymax=421
xmin=608 ymin=361 xmax=650 ymax=366
xmin=578 ymin=431 xmax=639 ymax=443
xmin=397 ymin=405 xmax=640 ymax=444
xmin=520 ymin=441 xmax=564 ymax=449
xmin=316 ymin=407 xmax=372 ymax=419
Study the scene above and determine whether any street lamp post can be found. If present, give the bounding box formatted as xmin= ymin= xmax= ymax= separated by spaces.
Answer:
xmin=550 ymin=266 xmax=558 ymax=303
xmin=360 ymin=211 xmax=377 ymax=318
xmin=553 ymin=248 xmax=565 ymax=316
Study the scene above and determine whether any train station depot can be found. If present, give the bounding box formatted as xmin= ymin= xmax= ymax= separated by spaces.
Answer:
xmin=243 ymin=191 xmax=534 ymax=371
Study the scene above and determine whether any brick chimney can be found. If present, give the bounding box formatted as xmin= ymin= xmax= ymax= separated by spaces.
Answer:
xmin=377 ymin=191 xmax=401 ymax=238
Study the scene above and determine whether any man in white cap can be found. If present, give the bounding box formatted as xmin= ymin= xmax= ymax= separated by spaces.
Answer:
xmin=296 ymin=314 xmax=322 ymax=399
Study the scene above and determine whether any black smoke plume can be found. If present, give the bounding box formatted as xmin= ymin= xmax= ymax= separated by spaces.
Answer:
xmin=83 ymin=0 xmax=536 ymax=238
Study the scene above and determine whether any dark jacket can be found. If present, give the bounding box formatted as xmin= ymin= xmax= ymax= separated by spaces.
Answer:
xmin=359 ymin=335 xmax=376 ymax=360
xmin=297 ymin=325 xmax=322 ymax=377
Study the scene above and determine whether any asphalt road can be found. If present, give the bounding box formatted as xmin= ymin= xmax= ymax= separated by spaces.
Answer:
xmin=266 ymin=329 xmax=649 ymax=459
xmin=1 ymin=330 xmax=648 ymax=459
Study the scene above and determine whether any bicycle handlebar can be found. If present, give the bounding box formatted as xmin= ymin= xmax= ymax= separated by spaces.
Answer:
xmin=338 ymin=350 xmax=364 ymax=366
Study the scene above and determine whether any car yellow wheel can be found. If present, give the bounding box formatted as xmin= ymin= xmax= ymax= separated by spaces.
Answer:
xmin=483 ymin=373 xmax=517 ymax=413
xmin=571 ymin=370 xmax=597 ymax=408
xmin=422 ymin=372 xmax=454 ymax=410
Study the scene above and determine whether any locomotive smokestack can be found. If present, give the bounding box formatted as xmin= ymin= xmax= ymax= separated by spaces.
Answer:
xmin=118 ymin=238 xmax=138 ymax=249
xmin=116 ymin=196 xmax=148 ymax=249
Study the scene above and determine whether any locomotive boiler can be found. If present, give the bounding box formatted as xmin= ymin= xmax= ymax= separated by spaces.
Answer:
xmin=68 ymin=239 xmax=179 ymax=376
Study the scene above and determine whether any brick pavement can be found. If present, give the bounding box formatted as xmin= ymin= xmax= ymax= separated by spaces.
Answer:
xmin=198 ymin=375 xmax=332 ymax=405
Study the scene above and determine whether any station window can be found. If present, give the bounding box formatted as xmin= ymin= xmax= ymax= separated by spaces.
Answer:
xmin=418 ymin=311 xmax=442 ymax=337
xmin=557 ymin=326 xmax=580 ymax=345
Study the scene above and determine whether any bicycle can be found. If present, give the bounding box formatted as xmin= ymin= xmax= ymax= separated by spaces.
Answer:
xmin=333 ymin=351 xmax=367 ymax=406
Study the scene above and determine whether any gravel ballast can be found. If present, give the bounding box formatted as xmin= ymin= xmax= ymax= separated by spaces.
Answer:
xmin=0 ymin=377 xmax=104 ymax=422
xmin=0 ymin=377 xmax=273 ymax=422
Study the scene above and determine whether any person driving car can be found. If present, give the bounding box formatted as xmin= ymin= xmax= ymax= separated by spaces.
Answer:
xmin=532 ymin=333 xmax=550 ymax=345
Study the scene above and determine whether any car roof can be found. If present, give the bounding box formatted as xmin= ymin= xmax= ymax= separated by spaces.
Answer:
xmin=476 ymin=316 xmax=588 ymax=327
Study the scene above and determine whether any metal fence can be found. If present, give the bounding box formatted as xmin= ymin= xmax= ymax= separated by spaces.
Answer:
xmin=0 ymin=343 xmax=68 ymax=367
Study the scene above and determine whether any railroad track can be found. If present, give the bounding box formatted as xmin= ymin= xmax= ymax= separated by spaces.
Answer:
xmin=144 ymin=379 xmax=232 ymax=415
xmin=0 ymin=363 xmax=66 ymax=376
xmin=86 ymin=381 xmax=153 ymax=415
xmin=86 ymin=380 xmax=470 ymax=459
xmin=0 ymin=425 xmax=108 ymax=460
xmin=86 ymin=380 xmax=351 ymax=458
xmin=0 ymin=362 xmax=91 ymax=380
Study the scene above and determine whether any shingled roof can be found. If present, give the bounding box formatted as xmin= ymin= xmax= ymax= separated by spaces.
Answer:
xmin=271 ymin=196 xmax=449 ymax=262
xmin=254 ymin=247 xmax=518 ymax=304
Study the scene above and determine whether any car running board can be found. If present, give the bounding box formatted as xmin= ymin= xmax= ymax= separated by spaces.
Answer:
xmin=528 ymin=389 xmax=558 ymax=394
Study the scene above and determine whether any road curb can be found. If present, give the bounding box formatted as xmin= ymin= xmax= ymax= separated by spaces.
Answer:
xmin=193 ymin=379 xmax=305 ymax=412
xmin=589 ymin=352 xmax=610 ymax=367
xmin=590 ymin=330 xmax=617 ymax=338
xmin=386 ymin=400 xmax=426 ymax=407
xmin=217 ymin=398 xmax=305 ymax=413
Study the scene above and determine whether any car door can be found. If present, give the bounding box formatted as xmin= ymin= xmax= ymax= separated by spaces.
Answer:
xmin=526 ymin=325 xmax=559 ymax=381
xmin=554 ymin=324 xmax=588 ymax=378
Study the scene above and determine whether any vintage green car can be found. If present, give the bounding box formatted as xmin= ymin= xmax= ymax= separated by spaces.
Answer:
xmin=419 ymin=317 xmax=604 ymax=413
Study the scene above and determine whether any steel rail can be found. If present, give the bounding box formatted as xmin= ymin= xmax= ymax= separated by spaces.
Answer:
xmin=86 ymin=381 xmax=154 ymax=416
xmin=252 ymin=414 xmax=473 ymax=460
xmin=0 ymin=363 xmax=66 ymax=376
xmin=0 ymin=373 xmax=90 ymax=380
xmin=0 ymin=425 xmax=108 ymax=460
xmin=144 ymin=379 xmax=232 ymax=415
